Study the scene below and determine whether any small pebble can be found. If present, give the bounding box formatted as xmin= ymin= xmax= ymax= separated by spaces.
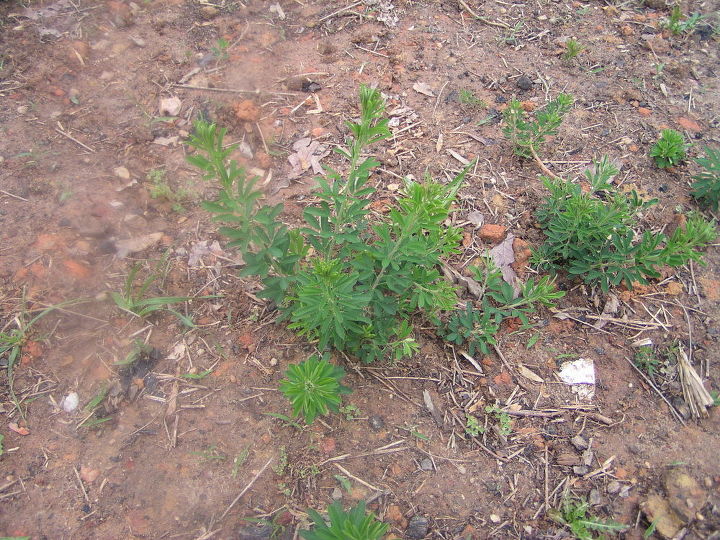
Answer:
xmin=607 ymin=480 xmax=621 ymax=494
xmin=573 ymin=465 xmax=589 ymax=475
xmin=420 ymin=458 xmax=433 ymax=471
xmin=331 ymin=487 xmax=343 ymax=500
xmin=589 ymin=488 xmax=602 ymax=506
xmin=489 ymin=514 xmax=501 ymax=524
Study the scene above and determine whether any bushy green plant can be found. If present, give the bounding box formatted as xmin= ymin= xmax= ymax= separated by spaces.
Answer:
xmin=550 ymin=495 xmax=626 ymax=539
xmin=563 ymin=38 xmax=584 ymax=60
xmin=650 ymin=129 xmax=688 ymax=168
xmin=187 ymin=86 xmax=467 ymax=365
xmin=300 ymin=501 xmax=388 ymax=540
xmin=502 ymin=93 xmax=574 ymax=159
xmin=465 ymin=414 xmax=484 ymax=437
xmin=691 ymin=146 xmax=720 ymax=210
xmin=661 ymin=5 xmax=703 ymax=35
xmin=634 ymin=346 xmax=661 ymax=378
xmin=486 ymin=405 xmax=512 ymax=436
xmin=443 ymin=257 xmax=564 ymax=355
xmin=532 ymin=156 xmax=716 ymax=291
xmin=279 ymin=354 xmax=351 ymax=424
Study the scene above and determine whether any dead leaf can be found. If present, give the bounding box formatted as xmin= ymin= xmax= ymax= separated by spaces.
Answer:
xmin=152 ymin=136 xmax=179 ymax=146
xmin=287 ymin=138 xmax=330 ymax=179
xmin=423 ymin=390 xmax=444 ymax=426
xmin=467 ymin=211 xmax=484 ymax=227
xmin=115 ymin=232 xmax=163 ymax=258
xmin=447 ymin=149 xmax=470 ymax=165
xmin=188 ymin=240 xmax=227 ymax=267
xmin=593 ymin=293 xmax=619 ymax=330
xmin=490 ymin=233 xmax=515 ymax=267
xmin=167 ymin=342 xmax=187 ymax=361
xmin=518 ymin=364 xmax=544 ymax=383
xmin=460 ymin=274 xmax=485 ymax=298
xmin=412 ymin=82 xmax=435 ymax=97
xmin=159 ymin=96 xmax=182 ymax=116
xmin=489 ymin=233 xmax=520 ymax=296
xmin=9 ymin=422 xmax=30 ymax=436
xmin=458 ymin=350 xmax=484 ymax=373
xmin=442 ymin=264 xmax=484 ymax=298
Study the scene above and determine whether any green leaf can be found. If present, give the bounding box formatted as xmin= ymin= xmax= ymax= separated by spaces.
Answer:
xmin=180 ymin=369 xmax=213 ymax=379
xmin=84 ymin=386 xmax=108 ymax=412
xmin=334 ymin=474 xmax=352 ymax=493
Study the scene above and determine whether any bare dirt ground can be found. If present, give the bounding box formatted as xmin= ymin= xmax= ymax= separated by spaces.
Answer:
xmin=1 ymin=0 xmax=720 ymax=538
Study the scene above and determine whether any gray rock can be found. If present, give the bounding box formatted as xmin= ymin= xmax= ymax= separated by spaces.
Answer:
xmin=406 ymin=515 xmax=429 ymax=539
xmin=589 ymin=488 xmax=602 ymax=506
xmin=331 ymin=487 xmax=343 ymax=500
xmin=573 ymin=465 xmax=589 ymax=475
xmin=420 ymin=458 xmax=433 ymax=471
xmin=368 ymin=415 xmax=385 ymax=431
xmin=570 ymin=435 xmax=588 ymax=451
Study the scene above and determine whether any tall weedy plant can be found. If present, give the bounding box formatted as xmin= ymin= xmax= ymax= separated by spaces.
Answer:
xmin=187 ymin=86 xmax=468 ymax=421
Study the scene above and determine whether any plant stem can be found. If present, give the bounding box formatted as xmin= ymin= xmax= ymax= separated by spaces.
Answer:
xmin=530 ymin=145 xmax=564 ymax=181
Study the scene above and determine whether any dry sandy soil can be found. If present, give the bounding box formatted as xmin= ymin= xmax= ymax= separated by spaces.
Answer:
xmin=1 ymin=0 xmax=720 ymax=538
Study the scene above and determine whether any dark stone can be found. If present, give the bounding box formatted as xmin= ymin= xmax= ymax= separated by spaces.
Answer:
xmin=406 ymin=515 xmax=429 ymax=539
xmin=98 ymin=239 xmax=116 ymax=254
xmin=516 ymin=75 xmax=533 ymax=91
xmin=302 ymin=80 xmax=322 ymax=93
xmin=695 ymin=24 xmax=714 ymax=40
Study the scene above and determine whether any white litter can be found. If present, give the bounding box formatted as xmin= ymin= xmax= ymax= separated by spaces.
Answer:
xmin=60 ymin=392 xmax=79 ymax=412
xmin=558 ymin=358 xmax=595 ymax=399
